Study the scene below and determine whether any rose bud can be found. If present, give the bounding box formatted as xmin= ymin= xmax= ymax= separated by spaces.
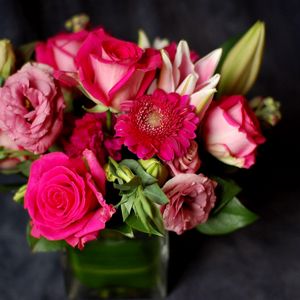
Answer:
xmin=203 ymin=95 xmax=265 ymax=168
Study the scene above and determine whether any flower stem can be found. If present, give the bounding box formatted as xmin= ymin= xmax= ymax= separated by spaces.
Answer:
xmin=106 ymin=109 xmax=112 ymax=133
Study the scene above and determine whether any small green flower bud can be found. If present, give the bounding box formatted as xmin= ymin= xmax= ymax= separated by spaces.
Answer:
xmin=13 ymin=184 xmax=27 ymax=204
xmin=250 ymin=96 xmax=281 ymax=126
xmin=139 ymin=158 xmax=169 ymax=186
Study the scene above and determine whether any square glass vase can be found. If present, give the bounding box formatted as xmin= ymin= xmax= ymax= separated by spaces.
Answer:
xmin=63 ymin=231 xmax=169 ymax=300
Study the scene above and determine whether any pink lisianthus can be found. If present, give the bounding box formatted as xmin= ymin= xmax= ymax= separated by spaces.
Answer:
xmin=64 ymin=112 xmax=122 ymax=164
xmin=24 ymin=150 xmax=115 ymax=249
xmin=36 ymin=30 xmax=88 ymax=72
xmin=203 ymin=95 xmax=266 ymax=168
xmin=74 ymin=28 xmax=161 ymax=111
xmin=115 ymin=89 xmax=199 ymax=161
xmin=0 ymin=63 xmax=65 ymax=154
xmin=161 ymin=173 xmax=217 ymax=235
xmin=154 ymin=41 xmax=222 ymax=121
xmin=167 ymin=140 xmax=201 ymax=175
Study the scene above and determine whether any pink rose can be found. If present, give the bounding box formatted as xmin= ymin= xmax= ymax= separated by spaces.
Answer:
xmin=161 ymin=173 xmax=216 ymax=235
xmin=75 ymin=28 xmax=161 ymax=110
xmin=203 ymin=95 xmax=266 ymax=168
xmin=0 ymin=130 xmax=22 ymax=169
xmin=64 ymin=112 xmax=122 ymax=164
xmin=35 ymin=30 xmax=88 ymax=72
xmin=24 ymin=150 xmax=115 ymax=249
xmin=167 ymin=141 xmax=201 ymax=175
xmin=0 ymin=63 xmax=65 ymax=154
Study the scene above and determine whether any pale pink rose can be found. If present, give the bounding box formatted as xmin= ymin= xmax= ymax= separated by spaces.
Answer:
xmin=24 ymin=150 xmax=115 ymax=250
xmin=0 ymin=63 xmax=65 ymax=154
xmin=64 ymin=112 xmax=122 ymax=164
xmin=203 ymin=95 xmax=266 ymax=168
xmin=35 ymin=30 xmax=88 ymax=72
xmin=161 ymin=173 xmax=217 ymax=235
xmin=74 ymin=28 xmax=161 ymax=111
xmin=167 ymin=140 xmax=201 ymax=175
xmin=0 ymin=130 xmax=21 ymax=169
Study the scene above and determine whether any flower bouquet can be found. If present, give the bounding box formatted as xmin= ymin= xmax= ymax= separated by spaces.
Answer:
xmin=0 ymin=14 xmax=280 ymax=300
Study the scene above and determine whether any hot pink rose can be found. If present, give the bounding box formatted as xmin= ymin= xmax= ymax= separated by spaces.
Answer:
xmin=64 ymin=112 xmax=122 ymax=164
xmin=167 ymin=141 xmax=201 ymax=175
xmin=24 ymin=150 xmax=115 ymax=249
xmin=161 ymin=173 xmax=216 ymax=235
xmin=0 ymin=63 xmax=65 ymax=154
xmin=203 ymin=95 xmax=266 ymax=168
xmin=35 ymin=30 xmax=88 ymax=72
xmin=75 ymin=28 xmax=161 ymax=110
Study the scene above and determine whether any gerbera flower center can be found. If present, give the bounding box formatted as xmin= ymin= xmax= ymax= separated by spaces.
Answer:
xmin=148 ymin=111 xmax=162 ymax=128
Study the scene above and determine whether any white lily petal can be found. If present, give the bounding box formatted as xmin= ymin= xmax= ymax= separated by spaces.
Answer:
xmin=153 ymin=37 xmax=170 ymax=49
xmin=157 ymin=49 xmax=175 ymax=92
xmin=173 ymin=40 xmax=195 ymax=87
xmin=196 ymin=73 xmax=220 ymax=91
xmin=175 ymin=73 xmax=198 ymax=96
xmin=190 ymin=88 xmax=217 ymax=121
xmin=138 ymin=30 xmax=151 ymax=49
xmin=194 ymin=48 xmax=222 ymax=86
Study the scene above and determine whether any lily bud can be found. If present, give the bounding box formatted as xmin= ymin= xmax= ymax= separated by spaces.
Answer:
xmin=139 ymin=158 xmax=168 ymax=186
xmin=0 ymin=39 xmax=15 ymax=80
xmin=250 ymin=96 xmax=281 ymax=126
xmin=218 ymin=21 xmax=265 ymax=96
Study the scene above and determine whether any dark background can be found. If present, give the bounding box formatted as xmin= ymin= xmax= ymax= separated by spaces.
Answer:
xmin=0 ymin=0 xmax=299 ymax=299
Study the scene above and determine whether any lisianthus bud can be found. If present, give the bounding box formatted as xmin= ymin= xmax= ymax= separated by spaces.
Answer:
xmin=167 ymin=141 xmax=201 ymax=176
xmin=139 ymin=158 xmax=169 ymax=186
xmin=218 ymin=21 xmax=265 ymax=96
xmin=116 ymin=165 xmax=135 ymax=183
xmin=0 ymin=39 xmax=15 ymax=80
xmin=104 ymin=164 xmax=118 ymax=182
xmin=250 ymin=96 xmax=281 ymax=126
xmin=65 ymin=13 xmax=90 ymax=32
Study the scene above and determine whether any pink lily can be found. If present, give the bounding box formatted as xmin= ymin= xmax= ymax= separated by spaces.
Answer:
xmin=156 ymin=41 xmax=222 ymax=121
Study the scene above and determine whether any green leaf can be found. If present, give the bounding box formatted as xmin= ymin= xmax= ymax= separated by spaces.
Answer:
xmin=83 ymin=103 xmax=109 ymax=113
xmin=125 ymin=213 xmax=163 ymax=237
xmin=18 ymin=160 xmax=32 ymax=177
xmin=26 ymin=224 xmax=66 ymax=252
xmin=143 ymin=183 xmax=169 ymax=205
xmin=120 ymin=193 xmax=135 ymax=221
xmin=104 ymin=225 xmax=135 ymax=238
xmin=113 ymin=176 xmax=141 ymax=191
xmin=197 ymin=197 xmax=258 ymax=235
xmin=120 ymin=159 xmax=157 ymax=186
xmin=212 ymin=177 xmax=241 ymax=214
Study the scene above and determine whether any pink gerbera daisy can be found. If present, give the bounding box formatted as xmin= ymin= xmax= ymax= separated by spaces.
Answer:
xmin=115 ymin=89 xmax=199 ymax=161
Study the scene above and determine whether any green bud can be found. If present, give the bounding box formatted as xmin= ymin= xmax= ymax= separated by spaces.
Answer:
xmin=104 ymin=164 xmax=118 ymax=182
xmin=0 ymin=39 xmax=16 ymax=80
xmin=218 ymin=21 xmax=265 ymax=96
xmin=116 ymin=165 xmax=135 ymax=183
xmin=13 ymin=184 xmax=27 ymax=204
xmin=250 ymin=96 xmax=281 ymax=126
xmin=65 ymin=14 xmax=90 ymax=32
xmin=139 ymin=158 xmax=168 ymax=186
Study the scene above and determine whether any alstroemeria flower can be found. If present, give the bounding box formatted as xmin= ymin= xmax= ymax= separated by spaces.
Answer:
xmin=154 ymin=41 xmax=222 ymax=121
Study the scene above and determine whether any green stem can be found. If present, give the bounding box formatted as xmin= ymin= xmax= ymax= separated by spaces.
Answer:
xmin=106 ymin=109 xmax=112 ymax=133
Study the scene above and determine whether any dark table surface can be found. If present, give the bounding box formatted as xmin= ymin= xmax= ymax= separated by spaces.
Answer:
xmin=0 ymin=0 xmax=300 ymax=299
